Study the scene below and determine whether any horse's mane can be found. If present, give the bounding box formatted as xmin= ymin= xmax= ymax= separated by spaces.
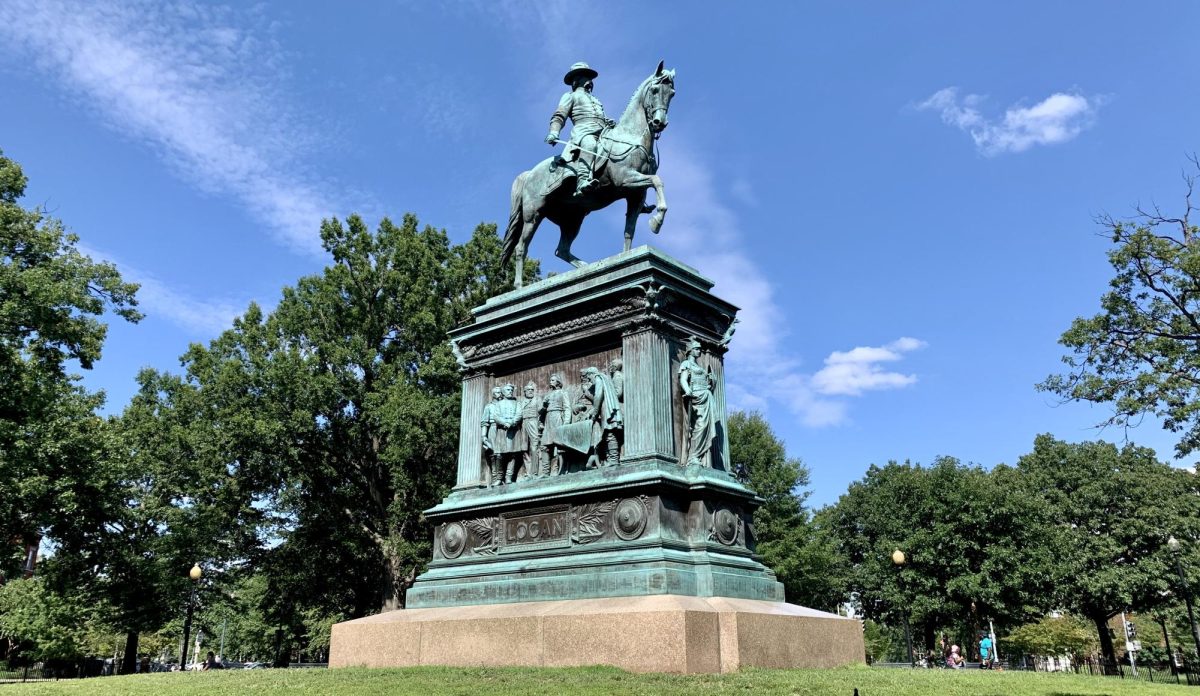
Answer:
xmin=618 ymin=74 xmax=658 ymax=126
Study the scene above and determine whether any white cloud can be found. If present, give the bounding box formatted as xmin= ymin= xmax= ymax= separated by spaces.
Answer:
xmin=0 ymin=0 xmax=346 ymax=255
xmin=79 ymin=245 xmax=247 ymax=336
xmin=918 ymin=87 xmax=1101 ymax=156
xmin=655 ymin=141 xmax=926 ymax=427
xmin=812 ymin=338 xmax=927 ymax=397
xmin=133 ymin=275 xmax=246 ymax=337
xmin=473 ymin=1 xmax=930 ymax=428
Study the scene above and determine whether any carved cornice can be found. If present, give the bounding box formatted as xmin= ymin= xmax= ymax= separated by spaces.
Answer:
xmin=459 ymin=292 xmax=646 ymax=363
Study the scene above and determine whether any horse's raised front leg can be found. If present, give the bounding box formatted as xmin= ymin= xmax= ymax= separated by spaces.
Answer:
xmin=646 ymin=174 xmax=667 ymax=234
xmin=555 ymin=217 xmax=587 ymax=267
xmin=620 ymin=173 xmax=669 ymax=235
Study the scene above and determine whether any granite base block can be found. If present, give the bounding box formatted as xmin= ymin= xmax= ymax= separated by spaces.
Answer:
xmin=329 ymin=595 xmax=865 ymax=673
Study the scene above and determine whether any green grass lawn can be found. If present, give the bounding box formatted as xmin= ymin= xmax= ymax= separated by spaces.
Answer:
xmin=0 ymin=665 xmax=1189 ymax=695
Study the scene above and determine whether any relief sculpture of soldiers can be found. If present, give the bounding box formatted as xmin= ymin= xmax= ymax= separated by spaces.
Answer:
xmin=478 ymin=359 xmax=634 ymax=488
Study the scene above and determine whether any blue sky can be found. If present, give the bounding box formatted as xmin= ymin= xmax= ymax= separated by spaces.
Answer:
xmin=1 ymin=1 xmax=1196 ymax=507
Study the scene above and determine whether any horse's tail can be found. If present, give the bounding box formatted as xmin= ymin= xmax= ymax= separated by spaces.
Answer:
xmin=501 ymin=171 xmax=528 ymax=266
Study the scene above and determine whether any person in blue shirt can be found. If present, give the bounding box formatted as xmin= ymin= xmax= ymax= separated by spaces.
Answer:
xmin=979 ymin=633 xmax=994 ymax=669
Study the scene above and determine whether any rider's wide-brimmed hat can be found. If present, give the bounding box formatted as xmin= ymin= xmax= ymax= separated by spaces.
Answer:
xmin=563 ymin=62 xmax=599 ymax=85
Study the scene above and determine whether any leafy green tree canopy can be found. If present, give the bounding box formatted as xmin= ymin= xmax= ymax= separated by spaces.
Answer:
xmin=1041 ymin=163 xmax=1200 ymax=457
xmin=0 ymin=149 xmax=140 ymax=580
xmin=727 ymin=411 xmax=843 ymax=610
xmin=144 ymin=214 xmax=532 ymax=619
xmin=1016 ymin=434 xmax=1200 ymax=662
xmin=1004 ymin=614 xmax=1098 ymax=659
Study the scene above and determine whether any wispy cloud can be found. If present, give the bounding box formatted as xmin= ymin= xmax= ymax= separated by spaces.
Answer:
xmin=79 ymin=245 xmax=247 ymax=336
xmin=0 ymin=0 xmax=347 ymax=255
xmin=918 ymin=87 xmax=1101 ymax=156
xmin=480 ymin=2 xmax=927 ymax=428
xmin=656 ymin=142 xmax=925 ymax=427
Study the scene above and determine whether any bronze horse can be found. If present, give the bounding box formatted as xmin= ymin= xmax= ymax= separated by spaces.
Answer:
xmin=502 ymin=62 xmax=676 ymax=288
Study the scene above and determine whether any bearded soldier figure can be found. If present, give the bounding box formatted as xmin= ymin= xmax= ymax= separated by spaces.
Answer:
xmin=546 ymin=62 xmax=615 ymax=196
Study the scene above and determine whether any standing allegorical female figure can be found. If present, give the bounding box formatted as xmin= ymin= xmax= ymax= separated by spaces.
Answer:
xmin=679 ymin=337 xmax=716 ymax=467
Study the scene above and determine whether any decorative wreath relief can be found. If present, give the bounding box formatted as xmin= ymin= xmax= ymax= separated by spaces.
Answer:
xmin=464 ymin=517 xmax=498 ymax=556
xmin=711 ymin=507 xmax=739 ymax=546
xmin=440 ymin=521 xmax=467 ymax=559
xmin=572 ymin=500 xmax=617 ymax=544
xmin=613 ymin=496 xmax=650 ymax=540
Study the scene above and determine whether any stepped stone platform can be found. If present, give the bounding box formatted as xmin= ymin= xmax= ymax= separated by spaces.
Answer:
xmin=329 ymin=595 xmax=863 ymax=673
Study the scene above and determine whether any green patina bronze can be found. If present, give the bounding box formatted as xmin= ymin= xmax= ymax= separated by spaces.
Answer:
xmin=501 ymin=61 xmax=676 ymax=289
xmin=406 ymin=247 xmax=784 ymax=609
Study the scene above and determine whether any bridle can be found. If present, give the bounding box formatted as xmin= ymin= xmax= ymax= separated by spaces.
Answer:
xmin=605 ymin=76 xmax=672 ymax=166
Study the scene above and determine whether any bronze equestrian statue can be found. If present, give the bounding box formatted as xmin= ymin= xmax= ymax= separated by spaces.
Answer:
xmin=502 ymin=61 xmax=676 ymax=288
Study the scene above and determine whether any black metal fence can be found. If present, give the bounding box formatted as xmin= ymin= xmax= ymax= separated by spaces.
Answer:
xmin=1001 ymin=656 xmax=1200 ymax=686
xmin=0 ymin=665 xmax=58 ymax=683
xmin=875 ymin=655 xmax=1200 ymax=686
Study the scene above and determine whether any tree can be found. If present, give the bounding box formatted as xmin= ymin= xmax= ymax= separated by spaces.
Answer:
xmin=0 ymin=577 xmax=94 ymax=662
xmin=1040 ymin=162 xmax=1200 ymax=457
xmin=0 ymin=148 xmax=140 ymax=578
xmin=1004 ymin=614 xmax=1098 ymax=661
xmin=824 ymin=458 xmax=1057 ymax=655
xmin=727 ymin=411 xmax=843 ymax=609
xmin=1015 ymin=434 xmax=1200 ymax=664
xmin=144 ymin=215 xmax=532 ymax=617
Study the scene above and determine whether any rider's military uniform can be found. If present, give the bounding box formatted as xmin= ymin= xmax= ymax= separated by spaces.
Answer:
xmin=548 ymin=62 xmax=611 ymax=195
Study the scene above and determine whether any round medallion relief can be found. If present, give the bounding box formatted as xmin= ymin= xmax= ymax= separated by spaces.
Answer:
xmin=613 ymin=497 xmax=648 ymax=540
xmin=441 ymin=521 xmax=467 ymax=559
xmin=713 ymin=508 xmax=739 ymax=546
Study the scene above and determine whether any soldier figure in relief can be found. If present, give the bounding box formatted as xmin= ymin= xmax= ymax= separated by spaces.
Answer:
xmin=493 ymin=383 xmax=522 ymax=485
xmin=540 ymin=373 xmax=569 ymax=476
xmin=480 ymin=386 xmax=504 ymax=486
xmin=608 ymin=358 xmax=624 ymax=403
xmin=546 ymin=61 xmax=615 ymax=196
xmin=517 ymin=381 xmax=544 ymax=478
xmin=582 ymin=366 xmax=623 ymax=468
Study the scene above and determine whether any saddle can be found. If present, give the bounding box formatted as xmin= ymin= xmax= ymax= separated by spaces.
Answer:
xmin=543 ymin=126 xmax=613 ymax=197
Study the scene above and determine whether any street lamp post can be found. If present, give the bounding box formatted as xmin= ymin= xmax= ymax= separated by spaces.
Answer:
xmin=893 ymin=549 xmax=915 ymax=667
xmin=1168 ymin=536 xmax=1200 ymax=661
xmin=1159 ymin=617 xmax=1177 ymax=675
xmin=180 ymin=563 xmax=202 ymax=670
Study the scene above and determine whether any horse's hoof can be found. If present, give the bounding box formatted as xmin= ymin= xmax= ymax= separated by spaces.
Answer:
xmin=570 ymin=259 xmax=587 ymax=268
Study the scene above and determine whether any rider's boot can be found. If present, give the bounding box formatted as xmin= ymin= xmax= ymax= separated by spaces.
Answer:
xmin=490 ymin=457 xmax=503 ymax=487
xmin=505 ymin=458 xmax=516 ymax=484
xmin=574 ymin=164 xmax=597 ymax=196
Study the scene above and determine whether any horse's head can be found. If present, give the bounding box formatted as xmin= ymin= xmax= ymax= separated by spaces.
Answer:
xmin=644 ymin=60 xmax=675 ymax=133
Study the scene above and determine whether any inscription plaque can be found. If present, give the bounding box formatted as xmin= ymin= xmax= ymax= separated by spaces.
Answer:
xmin=499 ymin=504 xmax=571 ymax=553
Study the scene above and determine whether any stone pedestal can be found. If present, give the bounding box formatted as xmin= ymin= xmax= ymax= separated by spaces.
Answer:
xmin=330 ymin=595 xmax=864 ymax=673
xmin=409 ymin=246 xmax=775 ymax=608
xmin=331 ymin=246 xmax=865 ymax=671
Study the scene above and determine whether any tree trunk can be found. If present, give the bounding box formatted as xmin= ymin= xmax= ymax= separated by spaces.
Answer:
xmin=380 ymin=553 xmax=404 ymax=612
xmin=120 ymin=631 xmax=138 ymax=674
xmin=922 ymin=622 xmax=936 ymax=662
xmin=1093 ymin=613 xmax=1117 ymax=667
